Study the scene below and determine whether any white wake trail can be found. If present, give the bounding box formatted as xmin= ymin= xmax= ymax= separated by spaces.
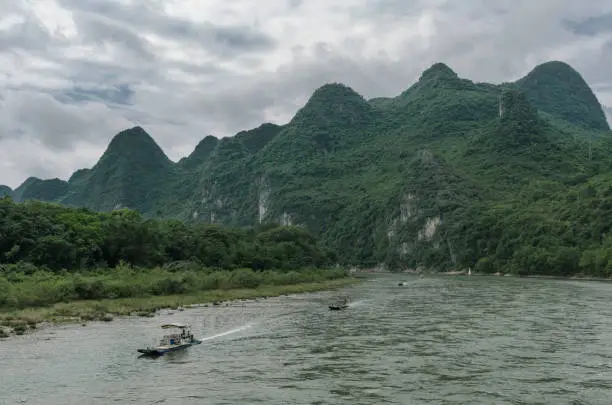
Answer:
xmin=348 ymin=299 xmax=368 ymax=307
xmin=198 ymin=323 xmax=254 ymax=342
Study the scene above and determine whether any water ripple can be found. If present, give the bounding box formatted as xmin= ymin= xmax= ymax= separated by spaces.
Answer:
xmin=2 ymin=275 xmax=612 ymax=404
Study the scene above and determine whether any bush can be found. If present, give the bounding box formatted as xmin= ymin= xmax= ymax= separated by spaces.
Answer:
xmin=0 ymin=265 xmax=348 ymax=309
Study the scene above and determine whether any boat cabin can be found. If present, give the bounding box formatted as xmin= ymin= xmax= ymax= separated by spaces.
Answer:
xmin=159 ymin=323 xmax=194 ymax=346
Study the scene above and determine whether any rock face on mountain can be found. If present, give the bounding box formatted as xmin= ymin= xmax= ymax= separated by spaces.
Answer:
xmin=7 ymin=60 xmax=612 ymax=274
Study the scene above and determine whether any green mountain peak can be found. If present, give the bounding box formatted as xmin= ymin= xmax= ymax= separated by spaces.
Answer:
xmin=179 ymin=135 xmax=219 ymax=170
xmin=516 ymin=60 xmax=610 ymax=131
xmin=68 ymin=168 xmax=91 ymax=185
xmin=256 ymin=83 xmax=376 ymax=158
xmin=6 ymin=60 xmax=612 ymax=277
xmin=13 ymin=177 xmax=69 ymax=202
xmin=105 ymin=126 xmax=171 ymax=162
xmin=0 ymin=185 xmax=12 ymax=198
xmin=419 ymin=62 xmax=459 ymax=82
xmin=291 ymin=83 xmax=372 ymax=124
xmin=59 ymin=126 xmax=174 ymax=212
xmin=395 ymin=62 xmax=479 ymax=110
xmin=235 ymin=123 xmax=283 ymax=154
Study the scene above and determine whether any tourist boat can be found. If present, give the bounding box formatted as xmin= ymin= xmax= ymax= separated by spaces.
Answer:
xmin=329 ymin=296 xmax=349 ymax=310
xmin=137 ymin=323 xmax=202 ymax=356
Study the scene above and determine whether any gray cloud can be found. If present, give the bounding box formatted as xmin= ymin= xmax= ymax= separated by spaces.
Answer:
xmin=0 ymin=14 xmax=50 ymax=52
xmin=0 ymin=89 xmax=133 ymax=149
xmin=56 ymin=0 xmax=276 ymax=57
xmin=70 ymin=11 xmax=156 ymax=61
xmin=565 ymin=13 xmax=612 ymax=36
xmin=58 ymin=84 xmax=134 ymax=106
xmin=287 ymin=0 xmax=303 ymax=9
xmin=0 ymin=0 xmax=611 ymax=188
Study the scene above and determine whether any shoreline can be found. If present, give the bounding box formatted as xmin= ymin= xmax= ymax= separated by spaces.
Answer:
xmin=354 ymin=268 xmax=612 ymax=282
xmin=437 ymin=271 xmax=612 ymax=282
xmin=0 ymin=277 xmax=359 ymax=339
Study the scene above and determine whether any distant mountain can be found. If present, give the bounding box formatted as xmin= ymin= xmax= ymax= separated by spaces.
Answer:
xmin=57 ymin=126 xmax=175 ymax=213
xmin=9 ymin=60 xmax=612 ymax=276
xmin=12 ymin=177 xmax=69 ymax=202
xmin=516 ymin=61 xmax=610 ymax=131
xmin=177 ymin=135 xmax=219 ymax=170
xmin=0 ymin=185 xmax=11 ymax=198
xmin=235 ymin=123 xmax=283 ymax=154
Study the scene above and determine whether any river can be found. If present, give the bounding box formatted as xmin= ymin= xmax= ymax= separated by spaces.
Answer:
xmin=1 ymin=274 xmax=612 ymax=404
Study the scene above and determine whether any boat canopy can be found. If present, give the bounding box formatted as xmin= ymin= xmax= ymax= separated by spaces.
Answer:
xmin=161 ymin=323 xmax=189 ymax=329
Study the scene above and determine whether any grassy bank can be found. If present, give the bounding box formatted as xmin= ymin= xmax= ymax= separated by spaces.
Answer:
xmin=0 ymin=266 xmax=358 ymax=337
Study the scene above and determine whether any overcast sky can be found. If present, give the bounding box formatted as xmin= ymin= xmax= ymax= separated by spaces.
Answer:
xmin=1 ymin=0 xmax=611 ymax=188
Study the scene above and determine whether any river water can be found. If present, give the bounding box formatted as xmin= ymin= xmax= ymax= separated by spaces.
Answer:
xmin=1 ymin=274 xmax=612 ymax=404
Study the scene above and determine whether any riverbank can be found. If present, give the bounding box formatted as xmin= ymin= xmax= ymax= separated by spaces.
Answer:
xmin=439 ymin=271 xmax=612 ymax=282
xmin=353 ymin=266 xmax=612 ymax=282
xmin=0 ymin=277 xmax=359 ymax=338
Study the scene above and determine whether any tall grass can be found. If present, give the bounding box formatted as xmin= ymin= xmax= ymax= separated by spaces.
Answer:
xmin=0 ymin=264 xmax=348 ymax=310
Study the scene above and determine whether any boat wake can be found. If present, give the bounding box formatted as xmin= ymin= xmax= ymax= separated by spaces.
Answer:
xmin=198 ymin=323 xmax=254 ymax=342
xmin=348 ymin=299 xmax=368 ymax=308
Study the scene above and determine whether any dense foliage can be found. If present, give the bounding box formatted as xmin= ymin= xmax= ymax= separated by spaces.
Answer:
xmin=2 ymin=60 xmax=612 ymax=277
xmin=0 ymin=198 xmax=336 ymax=272
xmin=0 ymin=264 xmax=346 ymax=310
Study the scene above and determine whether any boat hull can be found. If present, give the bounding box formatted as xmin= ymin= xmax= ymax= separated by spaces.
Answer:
xmin=137 ymin=339 xmax=202 ymax=356
xmin=329 ymin=305 xmax=348 ymax=311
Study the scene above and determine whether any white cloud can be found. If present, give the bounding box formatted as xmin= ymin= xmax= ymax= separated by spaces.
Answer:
xmin=0 ymin=0 xmax=611 ymax=188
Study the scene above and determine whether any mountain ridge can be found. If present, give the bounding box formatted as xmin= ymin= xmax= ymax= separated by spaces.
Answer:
xmin=6 ymin=59 xmax=609 ymax=191
xmin=4 ymin=59 xmax=612 ymax=275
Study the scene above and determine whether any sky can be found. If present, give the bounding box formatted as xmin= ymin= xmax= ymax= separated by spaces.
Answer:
xmin=1 ymin=0 xmax=612 ymax=188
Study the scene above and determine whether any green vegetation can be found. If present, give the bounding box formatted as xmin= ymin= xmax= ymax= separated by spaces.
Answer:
xmin=0 ymin=198 xmax=349 ymax=331
xmin=0 ymin=263 xmax=347 ymax=310
xmin=0 ymin=267 xmax=353 ymax=332
xmin=0 ymin=198 xmax=337 ymax=271
xmin=4 ymin=60 xmax=612 ymax=277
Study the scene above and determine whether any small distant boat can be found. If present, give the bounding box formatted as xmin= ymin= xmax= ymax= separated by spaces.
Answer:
xmin=137 ymin=323 xmax=201 ymax=356
xmin=329 ymin=296 xmax=349 ymax=311
xmin=398 ymin=281 xmax=408 ymax=286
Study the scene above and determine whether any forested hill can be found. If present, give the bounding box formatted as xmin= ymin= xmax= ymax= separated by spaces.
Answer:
xmin=0 ymin=198 xmax=336 ymax=271
xmin=4 ymin=60 xmax=612 ymax=276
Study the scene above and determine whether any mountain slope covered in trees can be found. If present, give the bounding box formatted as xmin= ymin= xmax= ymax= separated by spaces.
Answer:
xmin=4 ymin=60 xmax=612 ymax=276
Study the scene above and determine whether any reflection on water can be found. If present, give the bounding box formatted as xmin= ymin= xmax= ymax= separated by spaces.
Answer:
xmin=2 ymin=275 xmax=612 ymax=404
